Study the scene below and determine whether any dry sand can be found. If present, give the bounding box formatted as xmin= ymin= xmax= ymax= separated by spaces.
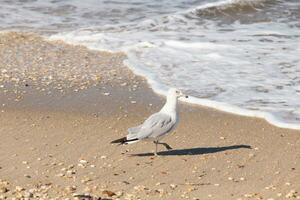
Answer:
xmin=0 ymin=32 xmax=299 ymax=200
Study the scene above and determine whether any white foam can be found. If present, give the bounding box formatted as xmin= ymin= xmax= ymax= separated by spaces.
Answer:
xmin=186 ymin=0 xmax=268 ymax=14
xmin=48 ymin=28 xmax=300 ymax=130
xmin=186 ymin=0 xmax=235 ymax=13
xmin=165 ymin=40 xmax=231 ymax=50
xmin=124 ymin=50 xmax=300 ymax=130
xmin=182 ymin=96 xmax=300 ymax=130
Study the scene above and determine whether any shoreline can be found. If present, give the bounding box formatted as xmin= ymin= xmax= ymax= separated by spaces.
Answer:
xmin=50 ymin=32 xmax=300 ymax=131
xmin=0 ymin=32 xmax=300 ymax=199
xmin=1 ymin=31 xmax=299 ymax=131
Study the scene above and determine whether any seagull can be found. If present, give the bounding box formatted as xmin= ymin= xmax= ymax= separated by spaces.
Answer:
xmin=111 ymin=88 xmax=188 ymax=155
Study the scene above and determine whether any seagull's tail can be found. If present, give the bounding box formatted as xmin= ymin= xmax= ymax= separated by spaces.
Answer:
xmin=110 ymin=137 xmax=139 ymax=145
xmin=111 ymin=125 xmax=141 ymax=145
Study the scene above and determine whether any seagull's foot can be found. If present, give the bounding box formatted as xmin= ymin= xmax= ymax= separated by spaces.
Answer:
xmin=165 ymin=144 xmax=173 ymax=150
xmin=160 ymin=142 xmax=172 ymax=150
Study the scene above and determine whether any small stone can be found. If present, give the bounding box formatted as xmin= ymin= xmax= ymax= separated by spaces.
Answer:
xmin=116 ymin=191 xmax=123 ymax=197
xmin=170 ymin=184 xmax=177 ymax=189
xmin=78 ymin=163 xmax=85 ymax=168
xmin=244 ymin=194 xmax=253 ymax=198
xmin=84 ymin=187 xmax=92 ymax=193
xmin=66 ymin=170 xmax=76 ymax=176
xmin=102 ymin=190 xmax=116 ymax=197
xmin=285 ymin=190 xmax=297 ymax=198
xmin=81 ymin=177 xmax=92 ymax=184
xmin=79 ymin=159 xmax=88 ymax=164
xmin=56 ymin=173 xmax=65 ymax=177
xmin=65 ymin=186 xmax=76 ymax=193
xmin=67 ymin=164 xmax=75 ymax=169
xmin=0 ymin=187 xmax=9 ymax=193
xmin=24 ymin=174 xmax=31 ymax=178
xmin=277 ymin=193 xmax=282 ymax=197
xmin=133 ymin=185 xmax=146 ymax=191
xmin=24 ymin=192 xmax=33 ymax=198
xmin=15 ymin=186 xmax=25 ymax=192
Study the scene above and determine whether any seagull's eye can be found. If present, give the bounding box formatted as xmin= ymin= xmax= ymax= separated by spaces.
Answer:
xmin=176 ymin=91 xmax=179 ymax=94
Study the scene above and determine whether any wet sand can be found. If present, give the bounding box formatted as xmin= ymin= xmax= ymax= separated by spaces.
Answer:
xmin=0 ymin=32 xmax=299 ymax=200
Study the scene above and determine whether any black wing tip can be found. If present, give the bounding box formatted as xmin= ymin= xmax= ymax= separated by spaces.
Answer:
xmin=110 ymin=137 xmax=127 ymax=144
xmin=110 ymin=137 xmax=139 ymax=145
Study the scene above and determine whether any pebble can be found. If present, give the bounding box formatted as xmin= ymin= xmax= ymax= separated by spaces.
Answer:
xmin=115 ymin=191 xmax=123 ymax=197
xmin=133 ymin=185 xmax=146 ymax=191
xmin=286 ymin=190 xmax=297 ymax=198
xmin=170 ymin=184 xmax=177 ymax=189
xmin=56 ymin=173 xmax=65 ymax=177
xmin=15 ymin=186 xmax=25 ymax=192
xmin=65 ymin=186 xmax=76 ymax=193
xmin=102 ymin=190 xmax=116 ymax=197
xmin=24 ymin=174 xmax=31 ymax=178
xmin=79 ymin=159 xmax=88 ymax=164
xmin=81 ymin=177 xmax=92 ymax=184
xmin=0 ymin=187 xmax=8 ymax=194
xmin=24 ymin=191 xmax=33 ymax=198
xmin=66 ymin=170 xmax=76 ymax=178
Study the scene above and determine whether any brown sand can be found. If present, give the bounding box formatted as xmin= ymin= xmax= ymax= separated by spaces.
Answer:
xmin=0 ymin=32 xmax=299 ymax=200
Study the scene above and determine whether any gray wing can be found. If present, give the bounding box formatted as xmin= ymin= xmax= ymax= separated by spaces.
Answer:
xmin=136 ymin=112 xmax=175 ymax=140
xmin=126 ymin=125 xmax=142 ymax=140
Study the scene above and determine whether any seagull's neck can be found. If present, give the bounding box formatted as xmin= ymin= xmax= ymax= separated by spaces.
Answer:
xmin=160 ymin=94 xmax=177 ymax=115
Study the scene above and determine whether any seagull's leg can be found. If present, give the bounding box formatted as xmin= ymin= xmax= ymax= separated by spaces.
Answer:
xmin=157 ymin=142 xmax=173 ymax=150
xmin=154 ymin=140 xmax=158 ymax=156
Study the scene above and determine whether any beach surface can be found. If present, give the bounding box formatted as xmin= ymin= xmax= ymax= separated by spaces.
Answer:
xmin=0 ymin=32 xmax=299 ymax=200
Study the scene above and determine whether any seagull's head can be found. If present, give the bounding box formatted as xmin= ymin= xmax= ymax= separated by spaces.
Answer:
xmin=168 ymin=88 xmax=188 ymax=99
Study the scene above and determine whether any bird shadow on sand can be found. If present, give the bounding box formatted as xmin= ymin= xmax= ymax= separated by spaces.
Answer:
xmin=130 ymin=144 xmax=252 ymax=157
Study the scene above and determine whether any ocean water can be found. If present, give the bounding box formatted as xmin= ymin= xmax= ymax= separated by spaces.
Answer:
xmin=1 ymin=0 xmax=300 ymax=129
